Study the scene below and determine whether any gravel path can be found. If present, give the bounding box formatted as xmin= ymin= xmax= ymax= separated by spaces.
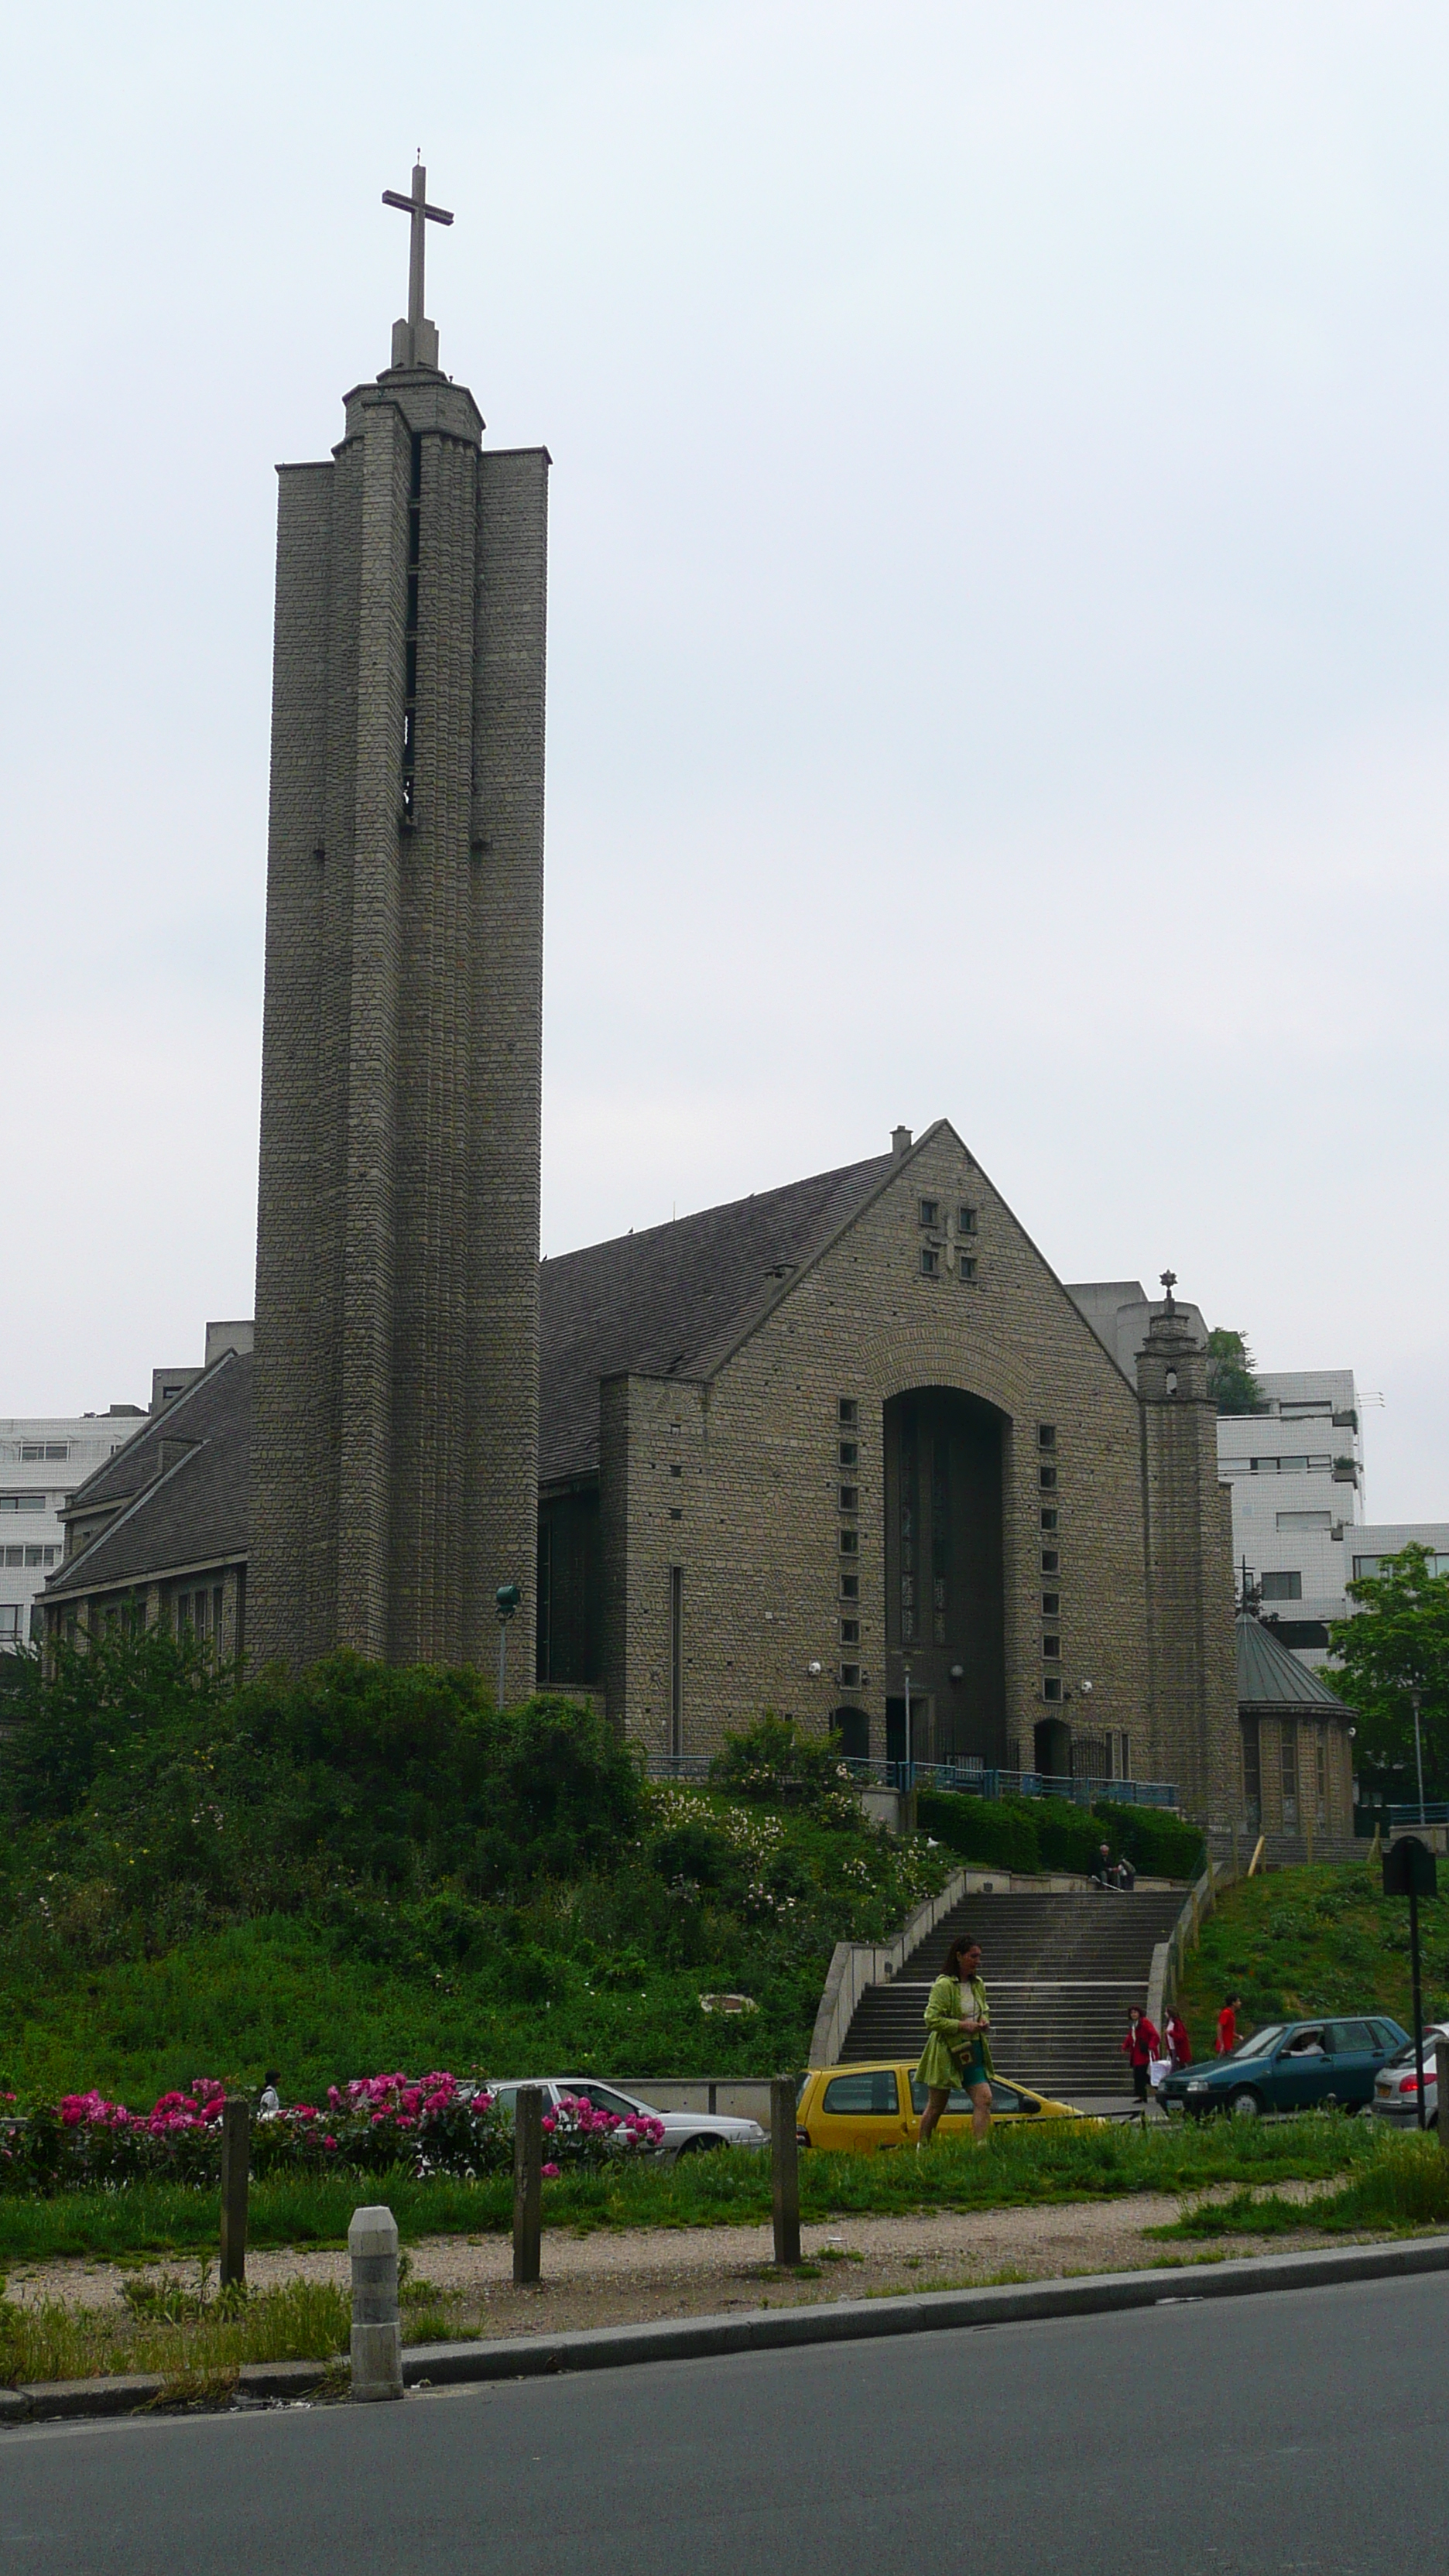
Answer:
xmin=2 ymin=2184 xmax=1338 ymax=2339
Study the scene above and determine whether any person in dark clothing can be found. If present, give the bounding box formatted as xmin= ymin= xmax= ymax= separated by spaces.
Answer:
xmin=1121 ymin=2004 xmax=1160 ymax=2105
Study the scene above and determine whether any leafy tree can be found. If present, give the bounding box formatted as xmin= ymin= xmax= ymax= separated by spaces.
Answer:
xmin=1328 ymin=1544 xmax=1449 ymax=1801
xmin=1207 ymin=1327 xmax=1264 ymax=1416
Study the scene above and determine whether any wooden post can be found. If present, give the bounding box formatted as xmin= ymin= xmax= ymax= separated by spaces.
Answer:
xmin=348 ymin=2204 xmax=402 ymax=2401
xmin=219 ymin=2098 xmax=250 ymax=2290
xmin=512 ymin=2084 xmax=543 ymax=2285
xmin=771 ymin=2075 xmax=801 ymax=2269
xmin=1436 ymin=2039 xmax=1448 ymax=2152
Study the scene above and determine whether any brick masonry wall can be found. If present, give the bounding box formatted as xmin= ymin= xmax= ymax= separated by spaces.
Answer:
xmin=597 ymin=1129 xmax=1218 ymax=1795
xmin=251 ymin=364 xmax=547 ymax=1681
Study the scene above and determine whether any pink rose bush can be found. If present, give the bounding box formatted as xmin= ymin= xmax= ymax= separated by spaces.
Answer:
xmin=0 ymin=2071 xmax=664 ymax=2195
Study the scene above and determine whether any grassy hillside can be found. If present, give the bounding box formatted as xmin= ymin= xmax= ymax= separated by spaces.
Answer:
xmin=1175 ymin=1862 xmax=1449 ymax=2054
xmin=0 ymin=1640 xmax=947 ymax=2106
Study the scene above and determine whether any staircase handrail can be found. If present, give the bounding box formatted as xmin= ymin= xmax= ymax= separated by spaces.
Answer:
xmin=808 ymin=1869 xmax=969 ymax=2070
xmin=1146 ymin=1855 xmax=1242 ymax=2036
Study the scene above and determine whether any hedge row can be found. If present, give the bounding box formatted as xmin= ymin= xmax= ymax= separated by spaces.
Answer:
xmin=916 ymin=1789 xmax=1204 ymax=1881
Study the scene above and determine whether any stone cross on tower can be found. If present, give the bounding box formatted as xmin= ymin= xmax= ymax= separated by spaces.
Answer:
xmin=1160 ymin=1268 xmax=1177 ymax=1317
xmin=382 ymin=162 xmax=454 ymax=372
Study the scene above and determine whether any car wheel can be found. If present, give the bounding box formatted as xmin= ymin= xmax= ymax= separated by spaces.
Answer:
xmin=677 ymin=2133 xmax=724 ymax=2156
xmin=1228 ymin=2087 xmax=1263 ymax=2119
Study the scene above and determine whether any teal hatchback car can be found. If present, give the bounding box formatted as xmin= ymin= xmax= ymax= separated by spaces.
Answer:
xmin=1160 ymin=2015 xmax=1410 ymax=2118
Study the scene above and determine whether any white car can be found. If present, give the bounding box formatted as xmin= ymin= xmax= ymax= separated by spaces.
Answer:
xmin=486 ymin=2077 xmax=768 ymax=2162
xmin=1372 ymin=2023 xmax=1449 ymax=2129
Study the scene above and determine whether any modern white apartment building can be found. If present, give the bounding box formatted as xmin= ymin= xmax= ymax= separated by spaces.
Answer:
xmin=1217 ymin=1371 xmax=1365 ymax=1666
xmin=1346 ymin=1523 xmax=1449 ymax=1585
xmin=0 ymin=1409 xmax=148 ymax=1647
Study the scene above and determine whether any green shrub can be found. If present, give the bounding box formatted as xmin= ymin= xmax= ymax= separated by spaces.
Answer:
xmin=708 ymin=1714 xmax=859 ymax=1819
xmin=916 ymin=1791 xmax=1039 ymax=1870
xmin=1093 ymin=1800 xmax=1204 ymax=1880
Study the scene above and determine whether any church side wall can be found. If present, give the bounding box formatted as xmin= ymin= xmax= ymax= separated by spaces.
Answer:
xmin=602 ymin=1134 xmax=1160 ymax=1782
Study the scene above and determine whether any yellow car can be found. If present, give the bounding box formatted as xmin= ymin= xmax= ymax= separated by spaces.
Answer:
xmin=795 ymin=2060 xmax=1082 ymax=2153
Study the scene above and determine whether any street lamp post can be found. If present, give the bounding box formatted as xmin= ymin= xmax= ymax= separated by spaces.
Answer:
xmin=1412 ymin=1687 xmax=1427 ymax=1827
xmin=903 ymin=1660 xmax=913 ymax=1790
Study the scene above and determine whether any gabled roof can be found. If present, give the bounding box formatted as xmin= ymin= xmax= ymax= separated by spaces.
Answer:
xmin=539 ymin=1152 xmax=892 ymax=1484
xmin=45 ymin=1351 xmax=252 ymax=1600
xmin=1236 ymin=1608 xmax=1350 ymax=1713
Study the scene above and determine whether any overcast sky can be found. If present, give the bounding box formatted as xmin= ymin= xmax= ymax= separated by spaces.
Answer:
xmin=2 ymin=3 xmax=1446 ymax=1516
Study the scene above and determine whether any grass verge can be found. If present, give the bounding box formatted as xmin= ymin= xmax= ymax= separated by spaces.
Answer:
xmin=1150 ymin=2139 xmax=1449 ymax=2241
xmin=0 ymin=2115 xmax=1382 ymax=2266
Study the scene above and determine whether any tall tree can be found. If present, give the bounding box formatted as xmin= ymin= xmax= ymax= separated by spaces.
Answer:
xmin=1328 ymin=1543 xmax=1449 ymax=1801
xmin=1207 ymin=1327 xmax=1263 ymax=1416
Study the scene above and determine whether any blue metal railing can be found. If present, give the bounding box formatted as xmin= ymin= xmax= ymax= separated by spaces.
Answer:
xmin=643 ymin=1752 xmax=1178 ymax=1808
xmin=1389 ymin=1801 xmax=1449 ymax=1830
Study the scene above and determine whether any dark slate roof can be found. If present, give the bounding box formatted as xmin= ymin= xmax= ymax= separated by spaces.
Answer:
xmin=539 ymin=1153 xmax=892 ymax=1485
xmin=45 ymin=1351 xmax=252 ymax=1600
xmin=1236 ymin=1608 xmax=1350 ymax=1714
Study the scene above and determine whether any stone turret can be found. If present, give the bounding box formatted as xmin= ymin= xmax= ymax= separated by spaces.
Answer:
xmin=1136 ymin=1278 xmax=1238 ymax=1823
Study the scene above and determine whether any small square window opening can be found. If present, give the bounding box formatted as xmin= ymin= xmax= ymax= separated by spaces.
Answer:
xmin=838 ymin=1398 xmax=858 ymax=1427
xmin=1040 ymin=1506 xmax=1058 ymax=1531
xmin=840 ymin=1572 xmax=860 ymax=1600
xmin=920 ymin=1247 xmax=940 ymax=1278
xmin=958 ymin=1205 xmax=977 ymax=1235
xmin=1042 ymin=1634 xmax=1060 ymax=1658
xmin=958 ymin=1256 xmax=978 ymax=1282
xmin=1040 ymin=1550 xmax=1059 ymax=1574
xmin=1043 ymin=1676 xmax=1063 ymax=1702
xmin=839 ymin=1528 xmax=858 ymax=1555
xmin=1038 ymin=1424 xmax=1056 ymax=1448
xmin=839 ymin=1485 xmax=858 ymax=1512
xmin=840 ymin=1618 xmax=860 ymax=1645
xmin=838 ymin=1439 xmax=858 ymax=1468
xmin=918 ymin=1198 xmax=939 ymax=1228
xmin=1041 ymin=1592 xmax=1060 ymax=1615
xmin=839 ymin=1663 xmax=862 ymax=1688
xmin=1039 ymin=1464 xmax=1057 ymax=1491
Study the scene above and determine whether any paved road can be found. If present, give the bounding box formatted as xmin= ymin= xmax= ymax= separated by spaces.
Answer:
xmin=5 ymin=2274 xmax=1444 ymax=2574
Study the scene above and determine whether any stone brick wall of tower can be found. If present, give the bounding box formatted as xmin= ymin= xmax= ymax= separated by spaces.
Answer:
xmin=593 ymin=1131 xmax=1225 ymax=1798
xmin=251 ymin=371 xmax=547 ymax=1680
xmin=460 ymin=449 xmax=548 ymax=1673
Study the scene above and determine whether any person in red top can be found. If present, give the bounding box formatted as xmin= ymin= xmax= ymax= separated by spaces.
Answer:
xmin=1216 ymin=1994 xmax=1242 ymax=2056
xmin=1121 ymin=2004 xmax=1161 ymax=2106
xmin=1164 ymin=2007 xmax=1191 ymax=2069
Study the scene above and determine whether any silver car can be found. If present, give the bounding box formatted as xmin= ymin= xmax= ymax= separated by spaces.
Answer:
xmin=1372 ymin=2023 xmax=1449 ymax=2129
xmin=488 ymin=2077 xmax=768 ymax=2161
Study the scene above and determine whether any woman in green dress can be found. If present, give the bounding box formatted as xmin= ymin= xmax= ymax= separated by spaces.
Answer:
xmin=916 ymin=1934 xmax=994 ymax=2144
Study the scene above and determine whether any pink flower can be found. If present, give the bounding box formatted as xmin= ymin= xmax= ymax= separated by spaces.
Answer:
xmin=541 ymin=2161 xmax=560 ymax=2179
xmin=324 ymin=2136 xmax=337 ymax=2150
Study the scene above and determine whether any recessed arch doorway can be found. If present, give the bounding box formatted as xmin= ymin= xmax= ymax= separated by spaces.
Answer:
xmin=884 ymin=1386 xmax=1007 ymax=1766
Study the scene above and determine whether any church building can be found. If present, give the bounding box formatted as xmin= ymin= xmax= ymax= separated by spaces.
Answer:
xmin=39 ymin=175 xmax=1245 ymax=1832
xmin=540 ymin=1119 xmax=1238 ymax=1823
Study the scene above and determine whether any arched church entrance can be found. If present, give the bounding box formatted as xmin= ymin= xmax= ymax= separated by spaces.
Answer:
xmin=883 ymin=1388 xmax=1006 ymax=1767
xmin=832 ymin=1704 xmax=870 ymax=1760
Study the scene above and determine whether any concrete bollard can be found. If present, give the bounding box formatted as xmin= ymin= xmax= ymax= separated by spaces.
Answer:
xmin=349 ymin=2204 xmax=403 ymax=2402
xmin=771 ymin=2075 xmax=801 ymax=2269
xmin=1437 ymin=2040 xmax=1449 ymax=2153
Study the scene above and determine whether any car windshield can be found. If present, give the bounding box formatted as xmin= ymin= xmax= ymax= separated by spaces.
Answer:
xmin=1233 ymin=2026 xmax=1285 ymax=2060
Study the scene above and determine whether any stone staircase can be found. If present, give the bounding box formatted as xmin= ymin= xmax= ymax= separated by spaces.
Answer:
xmin=839 ymin=1889 xmax=1188 ymax=2100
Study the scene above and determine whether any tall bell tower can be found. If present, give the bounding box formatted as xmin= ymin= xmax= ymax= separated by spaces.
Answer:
xmin=249 ymin=166 xmax=547 ymax=1677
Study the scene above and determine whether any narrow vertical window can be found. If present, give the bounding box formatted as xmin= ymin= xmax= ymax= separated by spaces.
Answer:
xmin=670 ymin=1564 xmax=683 ymax=1757
xmin=402 ymin=433 xmax=422 ymax=820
